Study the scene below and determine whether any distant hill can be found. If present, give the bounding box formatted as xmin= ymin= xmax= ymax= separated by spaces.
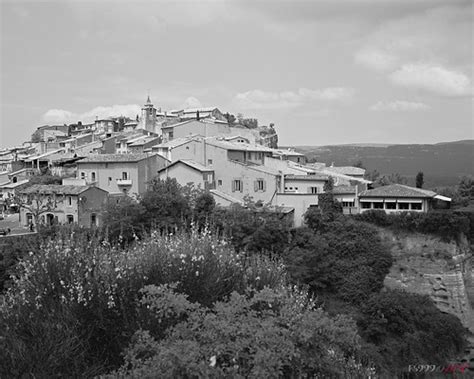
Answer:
xmin=288 ymin=140 xmax=474 ymax=188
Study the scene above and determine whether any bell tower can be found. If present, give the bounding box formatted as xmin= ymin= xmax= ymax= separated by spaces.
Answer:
xmin=140 ymin=95 xmax=157 ymax=132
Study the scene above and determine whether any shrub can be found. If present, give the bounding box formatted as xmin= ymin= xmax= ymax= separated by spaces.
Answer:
xmin=354 ymin=210 xmax=470 ymax=240
xmin=109 ymin=284 xmax=371 ymax=378
xmin=358 ymin=289 xmax=468 ymax=373
xmin=0 ymin=229 xmax=285 ymax=376
xmin=284 ymin=220 xmax=393 ymax=303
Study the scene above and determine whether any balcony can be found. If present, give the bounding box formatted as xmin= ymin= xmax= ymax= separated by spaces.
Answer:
xmin=116 ymin=178 xmax=132 ymax=186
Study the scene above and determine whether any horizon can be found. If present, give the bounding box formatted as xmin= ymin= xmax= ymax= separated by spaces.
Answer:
xmin=1 ymin=0 xmax=473 ymax=148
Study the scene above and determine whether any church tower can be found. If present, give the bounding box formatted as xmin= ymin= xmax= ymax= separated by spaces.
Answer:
xmin=140 ymin=95 xmax=157 ymax=132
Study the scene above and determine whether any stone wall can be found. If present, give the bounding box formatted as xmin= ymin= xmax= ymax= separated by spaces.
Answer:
xmin=379 ymin=228 xmax=474 ymax=334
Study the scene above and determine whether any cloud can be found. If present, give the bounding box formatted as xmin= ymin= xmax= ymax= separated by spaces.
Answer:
xmin=355 ymin=48 xmax=399 ymax=71
xmin=369 ymin=100 xmax=430 ymax=112
xmin=42 ymin=104 xmax=141 ymax=124
xmin=42 ymin=109 xmax=76 ymax=124
xmin=389 ymin=63 xmax=472 ymax=97
xmin=234 ymin=87 xmax=355 ymax=110
xmin=182 ymin=96 xmax=202 ymax=109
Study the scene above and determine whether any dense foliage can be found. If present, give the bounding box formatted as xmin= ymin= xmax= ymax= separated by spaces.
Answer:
xmin=354 ymin=209 xmax=471 ymax=240
xmin=284 ymin=216 xmax=393 ymax=304
xmin=109 ymin=285 xmax=367 ymax=378
xmin=358 ymin=289 xmax=467 ymax=372
xmin=0 ymin=229 xmax=285 ymax=377
xmin=0 ymin=177 xmax=469 ymax=377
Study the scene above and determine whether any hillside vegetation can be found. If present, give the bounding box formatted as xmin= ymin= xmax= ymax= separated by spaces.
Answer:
xmin=0 ymin=178 xmax=470 ymax=377
xmin=292 ymin=140 xmax=474 ymax=187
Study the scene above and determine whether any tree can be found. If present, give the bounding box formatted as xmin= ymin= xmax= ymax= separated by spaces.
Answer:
xmin=140 ymin=177 xmax=192 ymax=231
xmin=358 ymin=289 xmax=467 ymax=373
xmin=16 ymin=189 xmax=57 ymax=226
xmin=415 ymin=171 xmax=424 ymax=188
xmin=284 ymin=220 xmax=393 ymax=303
xmin=458 ymin=176 xmax=474 ymax=199
xmin=354 ymin=160 xmax=365 ymax=169
xmin=102 ymin=195 xmax=145 ymax=243
xmin=223 ymin=112 xmax=236 ymax=125
xmin=240 ymin=118 xmax=258 ymax=129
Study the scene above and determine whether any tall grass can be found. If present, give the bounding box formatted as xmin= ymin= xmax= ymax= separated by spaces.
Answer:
xmin=0 ymin=227 xmax=286 ymax=377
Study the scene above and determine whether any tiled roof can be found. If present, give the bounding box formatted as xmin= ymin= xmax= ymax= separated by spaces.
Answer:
xmin=128 ymin=136 xmax=160 ymax=147
xmin=285 ymin=174 xmax=328 ymax=181
xmin=358 ymin=184 xmax=437 ymax=198
xmin=159 ymin=159 xmax=213 ymax=173
xmin=19 ymin=184 xmax=92 ymax=195
xmin=78 ymin=153 xmax=158 ymax=163
xmin=206 ymin=138 xmax=273 ymax=152
xmin=325 ymin=166 xmax=366 ymax=176
xmin=152 ymin=135 xmax=202 ymax=149
xmin=1 ymin=179 xmax=29 ymax=189
xmin=210 ymin=189 xmax=245 ymax=205
xmin=272 ymin=149 xmax=305 ymax=157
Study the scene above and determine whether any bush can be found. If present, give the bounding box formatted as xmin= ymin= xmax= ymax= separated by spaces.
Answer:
xmin=109 ymin=285 xmax=371 ymax=378
xmin=354 ymin=210 xmax=470 ymax=240
xmin=358 ymin=289 xmax=468 ymax=373
xmin=0 ymin=229 xmax=285 ymax=376
xmin=284 ymin=219 xmax=393 ymax=304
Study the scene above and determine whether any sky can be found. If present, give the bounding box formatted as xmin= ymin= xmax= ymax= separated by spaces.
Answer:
xmin=1 ymin=0 xmax=473 ymax=148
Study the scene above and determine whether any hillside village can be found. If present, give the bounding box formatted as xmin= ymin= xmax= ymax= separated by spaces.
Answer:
xmin=0 ymin=96 xmax=451 ymax=230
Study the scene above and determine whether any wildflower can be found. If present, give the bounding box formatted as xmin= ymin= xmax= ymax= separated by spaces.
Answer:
xmin=209 ymin=355 xmax=216 ymax=367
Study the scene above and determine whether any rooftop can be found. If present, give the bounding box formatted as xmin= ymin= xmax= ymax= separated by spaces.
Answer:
xmin=325 ymin=166 xmax=366 ymax=176
xmin=206 ymin=138 xmax=274 ymax=152
xmin=152 ymin=135 xmax=202 ymax=149
xmin=78 ymin=153 xmax=158 ymax=163
xmin=358 ymin=184 xmax=437 ymax=198
xmin=19 ymin=184 xmax=93 ymax=195
xmin=285 ymin=174 xmax=329 ymax=181
xmin=159 ymin=159 xmax=214 ymax=173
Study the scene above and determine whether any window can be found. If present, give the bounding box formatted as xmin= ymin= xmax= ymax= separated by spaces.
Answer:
xmin=122 ymin=172 xmax=128 ymax=180
xmin=169 ymin=131 xmax=174 ymax=139
xmin=342 ymin=201 xmax=354 ymax=208
xmin=373 ymin=202 xmax=384 ymax=209
xmin=68 ymin=196 xmax=72 ymax=206
xmin=255 ymin=179 xmax=265 ymax=192
xmin=411 ymin=202 xmax=422 ymax=210
xmin=90 ymin=213 xmax=97 ymax=227
xmin=66 ymin=215 xmax=74 ymax=224
xmin=108 ymin=177 xmax=112 ymax=186
xmin=80 ymin=172 xmax=86 ymax=180
xmin=309 ymin=187 xmax=318 ymax=194
xmin=218 ymin=179 xmax=222 ymax=186
xmin=232 ymin=179 xmax=243 ymax=192
xmin=91 ymin=172 xmax=96 ymax=182
xmin=398 ymin=202 xmax=409 ymax=210
xmin=208 ymin=159 xmax=213 ymax=165
xmin=385 ymin=202 xmax=396 ymax=210
xmin=361 ymin=202 xmax=371 ymax=209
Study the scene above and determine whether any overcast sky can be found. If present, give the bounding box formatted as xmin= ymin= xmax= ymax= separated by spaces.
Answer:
xmin=1 ymin=0 xmax=472 ymax=147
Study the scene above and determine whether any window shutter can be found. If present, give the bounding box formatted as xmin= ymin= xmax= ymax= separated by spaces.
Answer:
xmin=263 ymin=180 xmax=266 ymax=192
xmin=232 ymin=180 xmax=235 ymax=192
xmin=254 ymin=180 xmax=258 ymax=192
xmin=307 ymin=187 xmax=312 ymax=193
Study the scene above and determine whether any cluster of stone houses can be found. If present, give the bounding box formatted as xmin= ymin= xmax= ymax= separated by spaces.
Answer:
xmin=0 ymin=96 xmax=451 ymax=229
